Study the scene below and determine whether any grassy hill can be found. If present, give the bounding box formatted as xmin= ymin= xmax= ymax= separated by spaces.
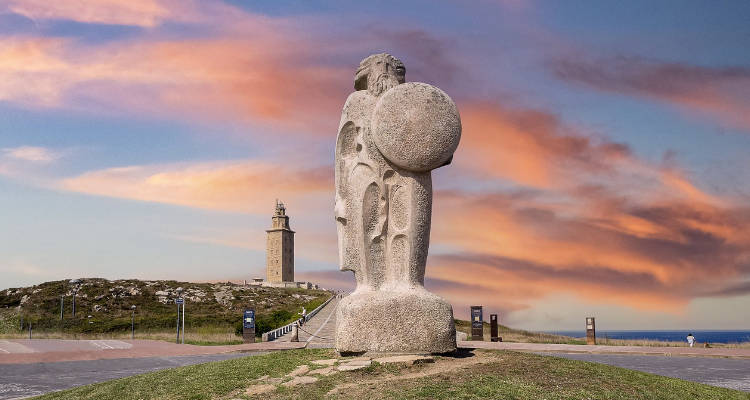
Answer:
xmin=0 ymin=278 xmax=331 ymax=342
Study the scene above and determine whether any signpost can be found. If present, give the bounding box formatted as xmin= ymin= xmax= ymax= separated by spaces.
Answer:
xmin=586 ymin=317 xmax=596 ymax=345
xmin=242 ymin=309 xmax=256 ymax=343
xmin=470 ymin=306 xmax=483 ymax=341
xmin=490 ymin=314 xmax=501 ymax=342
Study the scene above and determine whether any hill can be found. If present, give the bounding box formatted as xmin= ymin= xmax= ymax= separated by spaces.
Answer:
xmin=0 ymin=279 xmax=331 ymax=341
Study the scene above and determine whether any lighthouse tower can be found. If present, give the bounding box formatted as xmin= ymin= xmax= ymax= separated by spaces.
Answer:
xmin=266 ymin=200 xmax=295 ymax=283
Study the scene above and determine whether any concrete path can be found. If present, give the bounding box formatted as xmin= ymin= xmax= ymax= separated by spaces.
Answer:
xmin=0 ymin=339 xmax=304 ymax=365
xmin=0 ymin=352 xmax=264 ymax=400
xmin=460 ymin=340 xmax=750 ymax=359
xmin=278 ymin=295 xmax=339 ymax=347
xmin=544 ymin=352 xmax=750 ymax=392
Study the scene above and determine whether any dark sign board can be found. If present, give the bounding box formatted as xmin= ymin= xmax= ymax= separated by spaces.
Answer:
xmin=471 ymin=306 xmax=483 ymax=341
xmin=243 ymin=309 xmax=255 ymax=329
xmin=242 ymin=309 xmax=256 ymax=343
xmin=490 ymin=314 xmax=501 ymax=342
xmin=175 ymin=298 xmax=184 ymax=305
xmin=586 ymin=317 xmax=596 ymax=345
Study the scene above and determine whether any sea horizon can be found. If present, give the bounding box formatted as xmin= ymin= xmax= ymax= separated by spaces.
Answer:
xmin=545 ymin=330 xmax=750 ymax=344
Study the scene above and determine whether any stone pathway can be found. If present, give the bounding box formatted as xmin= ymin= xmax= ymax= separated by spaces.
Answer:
xmin=238 ymin=354 xmax=435 ymax=398
xmin=278 ymin=296 xmax=339 ymax=347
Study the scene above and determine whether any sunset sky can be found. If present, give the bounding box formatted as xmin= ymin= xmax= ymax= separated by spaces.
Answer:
xmin=1 ymin=0 xmax=749 ymax=330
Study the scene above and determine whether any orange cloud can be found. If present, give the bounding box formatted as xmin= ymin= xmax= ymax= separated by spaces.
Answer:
xmin=456 ymin=101 xmax=631 ymax=188
xmin=2 ymin=0 xmax=241 ymax=27
xmin=550 ymin=56 xmax=750 ymax=132
xmin=60 ymin=160 xmax=332 ymax=214
xmin=0 ymin=29 xmax=349 ymax=134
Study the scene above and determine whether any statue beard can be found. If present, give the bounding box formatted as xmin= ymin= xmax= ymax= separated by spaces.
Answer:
xmin=368 ymin=74 xmax=401 ymax=97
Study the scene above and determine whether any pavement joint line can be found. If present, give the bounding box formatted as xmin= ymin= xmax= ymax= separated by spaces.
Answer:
xmin=307 ymin=299 xmax=337 ymax=343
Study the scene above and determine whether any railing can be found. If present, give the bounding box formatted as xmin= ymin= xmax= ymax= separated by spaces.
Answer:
xmin=262 ymin=294 xmax=336 ymax=342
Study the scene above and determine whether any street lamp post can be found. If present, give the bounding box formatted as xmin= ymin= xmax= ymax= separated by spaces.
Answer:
xmin=175 ymin=287 xmax=183 ymax=344
xmin=60 ymin=295 xmax=64 ymax=321
xmin=69 ymin=279 xmax=82 ymax=317
xmin=131 ymin=305 xmax=136 ymax=340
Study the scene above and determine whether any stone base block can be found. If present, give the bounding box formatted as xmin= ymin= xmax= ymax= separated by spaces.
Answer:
xmin=335 ymin=288 xmax=456 ymax=354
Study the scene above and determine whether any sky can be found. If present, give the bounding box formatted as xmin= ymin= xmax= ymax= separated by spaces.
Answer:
xmin=1 ymin=0 xmax=749 ymax=331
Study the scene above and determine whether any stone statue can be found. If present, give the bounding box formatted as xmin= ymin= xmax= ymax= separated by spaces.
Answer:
xmin=334 ymin=53 xmax=461 ymax=353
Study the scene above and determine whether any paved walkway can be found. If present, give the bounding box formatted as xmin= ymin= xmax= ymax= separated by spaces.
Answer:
xmin=545 ymin=352 xmax=750 ymax=392
xmin=278 ymin=295 xmax=339 ymax=347
xmin=0 ymin=352 xmax=263 ymax=400
xmin=0 ymin=339 xmax=304 ymax=365
xmin=460 ymin=340 xmax=750 ymax=359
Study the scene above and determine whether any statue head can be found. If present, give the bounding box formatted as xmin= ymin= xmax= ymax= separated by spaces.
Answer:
xmin=354 ymin=53 xmax=405 ymax=97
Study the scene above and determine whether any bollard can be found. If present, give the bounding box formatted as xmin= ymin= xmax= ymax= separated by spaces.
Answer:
xmin=490 ymin=314 xmax=501 ymax=342
xmin=291 ymin=323 xmax=299 ymax=342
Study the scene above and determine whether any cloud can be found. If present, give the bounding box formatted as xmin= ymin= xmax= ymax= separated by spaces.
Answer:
xmin=1 ymin=0 xmax=242 ymax=27
xmin=456 ymin=101 xmax=632 ymax=188
xmin=2 ymin=146 xmax=61 ymax=163
xmin=549 ymin=55 xmax=750 ymax=132
xmin=60 ymin=160 xmax=332 ymax=214
xmin=427 ymin=188 xmax=750 ymax=313
xmin=0 ymin=34 xmax=350 ymax=134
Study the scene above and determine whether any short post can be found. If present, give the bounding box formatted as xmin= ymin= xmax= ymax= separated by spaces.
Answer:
xmin=181 ymin=300 xmax=185 ymax=345
xmin=490 ymin=314 xmax=501 ymax=342
xmin=242 ymin=309 xmax=256 ymax=343
xmin=586 ymin=317 xmax=596 ymax=345
xmin=28 ymin=322 xmax=32 ymax=339
xmin=470 ymin=306 xmax=483 ymax=341
xmin=131 ymin=305 xmax=136 ymax=340
xmin=291 ymin=322 xmax=299 ymax=342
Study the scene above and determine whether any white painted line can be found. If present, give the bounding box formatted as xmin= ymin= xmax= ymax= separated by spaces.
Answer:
xmin=0 ymin=347 xmax=10 ymax=353
xmin=306 ymin=299 xmax=337 ymax=343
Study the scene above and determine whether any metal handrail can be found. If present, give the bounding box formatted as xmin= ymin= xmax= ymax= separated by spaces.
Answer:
xmin=262 ymin=295 xmax=335 ymax=342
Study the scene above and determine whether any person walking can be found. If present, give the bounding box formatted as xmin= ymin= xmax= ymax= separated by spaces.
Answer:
xmin=687 ymin=333 xmax=695 ymax=347
xmin=299 ymin=307 xmax=307 ymax=326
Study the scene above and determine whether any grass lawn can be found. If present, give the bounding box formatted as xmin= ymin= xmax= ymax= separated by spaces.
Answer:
xmin=32 ymin=349 xmax=750 ymax=400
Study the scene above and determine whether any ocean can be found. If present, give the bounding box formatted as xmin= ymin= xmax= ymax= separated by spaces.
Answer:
xmin=546 ymin=330 xmax=750 ymax=344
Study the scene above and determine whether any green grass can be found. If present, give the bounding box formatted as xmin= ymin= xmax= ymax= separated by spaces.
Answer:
xmin=1 ymin=278 xmax=331 ymax=341
xmin=31 ymin=349 xmax=750 ymax=400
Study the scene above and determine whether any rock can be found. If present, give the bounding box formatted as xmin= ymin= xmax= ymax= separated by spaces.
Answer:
xmin=336 ymin=289 xmax=456 ymax=354
xmin=337 ymin=360 xmax=372 ymax=371
xmin=308 ymin=366 xmax=337 ymax=376
xmin=266 ymin=377 xmax=283 ymax=385
xmin=287 ymin=364 xmax=309 ymax=377
xmin=245 ymin=384 xmax=276 ymax=395
xmin=155 ymin=291 xmax=169 ymax=296
xmin=311 ymin=359 xmax=338 ymax=366
xmin=282 ymin=376 xmax=318 ymax=387
xmin=334 ymin=53 xmax=458 ymax=354
xmin=456 ymin=331 xmax=468 ymax=341
xmin=373 ymin=355 xmax=434 ymax=365
xmin=256 ymin=375 xmax=269 ymax=381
